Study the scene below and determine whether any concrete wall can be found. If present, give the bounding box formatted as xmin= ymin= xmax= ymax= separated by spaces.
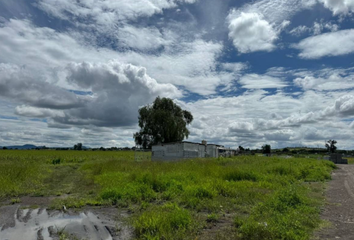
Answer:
xmin=152 ymin=142 xmax=205 ymax=161
xmin=329 ymin=153 xmax=348 ymax=164
xmin=152 ymin=143 xmax=184 ymax=161
xmin=152 ymin=142 xmax=227 ymax=161
xmin=206 ymin=145 xmax=218 ymax=158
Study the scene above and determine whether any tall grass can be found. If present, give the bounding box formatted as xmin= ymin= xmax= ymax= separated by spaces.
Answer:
xmin=0 ymin=150 xmax=336 ymax=239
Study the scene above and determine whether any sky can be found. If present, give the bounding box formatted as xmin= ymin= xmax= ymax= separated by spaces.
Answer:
xmin=0 ymin=0 xmax=354 ymax=149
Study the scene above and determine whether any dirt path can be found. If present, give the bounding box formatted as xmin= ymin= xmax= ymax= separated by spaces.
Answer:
xmin=315 ymin=164 xmax=354 ymax=240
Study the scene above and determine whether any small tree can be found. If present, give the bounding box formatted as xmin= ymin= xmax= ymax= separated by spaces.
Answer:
xmin=262 ymin=144 xmax=271 ymax=155
xmin=325 ymin=140 xmax=337 ymax=153
xmin=74 ymin=143 xmax=83 ymax=151
xmin=238 ymin=146 xmax=245 ymax=154
xmin=134 ymin=97 xmax=193 ymax=149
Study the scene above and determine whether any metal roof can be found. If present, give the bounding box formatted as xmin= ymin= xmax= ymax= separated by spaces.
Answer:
xmin=153 ymin=141 xmax=224 ymax=147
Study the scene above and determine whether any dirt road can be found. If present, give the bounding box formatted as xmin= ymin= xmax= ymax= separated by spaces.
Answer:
xmin=316 ymin=164 xmax=354 ymax=240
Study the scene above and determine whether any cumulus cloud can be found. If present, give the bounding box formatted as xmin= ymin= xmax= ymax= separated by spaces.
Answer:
xmin=54 ymin=61 xmax=182 ymax=127
xmin=294 ymin=29 xmax=354 ymax=59
xmin=225 ymin=0 xmax=319 ymax=53
xmin=0 ymin=64 xmax=84 ymax=109
xmin=226 ymin=0 xmax=318 ymax=53
xmin=323 ymin=95 xmax=354 ymax=117
xmin=227 ymin=12 xmax=278 ymax=53
xmin=2 ymin=0 xmax=354 ymax=150
xmin=0 ymin=61 xmax=182 ymax=128
xmin=0 ymin=19 xmax=229 ymax=95
xmin=318 ymin=0 xmax=354 ymax=15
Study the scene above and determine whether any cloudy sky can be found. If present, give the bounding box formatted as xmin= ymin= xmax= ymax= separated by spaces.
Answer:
xmin=1 ymin=0 xmax=354 ymax=149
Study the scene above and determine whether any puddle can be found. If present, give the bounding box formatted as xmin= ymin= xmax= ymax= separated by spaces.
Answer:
xmin=0 ymin=207 xmax=116 ymax=240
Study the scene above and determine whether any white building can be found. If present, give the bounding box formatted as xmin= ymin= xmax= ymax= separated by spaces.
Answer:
xmin=151 ymin=141 xmax=236 ymax=161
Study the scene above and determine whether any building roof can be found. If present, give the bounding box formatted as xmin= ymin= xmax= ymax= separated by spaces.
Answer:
xmin=153 ymin=141 xmax=224 ymax=147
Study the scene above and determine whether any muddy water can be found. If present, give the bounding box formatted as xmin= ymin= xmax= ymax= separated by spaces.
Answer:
xmin=0 ymin=206 xmax=123 ymax=240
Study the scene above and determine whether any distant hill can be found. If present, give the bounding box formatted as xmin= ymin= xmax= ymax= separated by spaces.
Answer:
xmin=2 ymin=144 xmax=43 ymax=149
xmin=1 ymin=144 xmax=90 ymax=150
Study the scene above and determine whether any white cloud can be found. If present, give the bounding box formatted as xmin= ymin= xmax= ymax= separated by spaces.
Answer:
xmin=0 ymin=64 xmax=84 ymax=109
xmin=290 ymin=26 xmax=310 ymax=36
xmin=289 ymin=21 xmax=339 ymax=37
xmin=294 ymin=73 xmax=354 ymax=91
xmin=228 ymin=122 xmax=254 ymax=133
xmin=294 ymin=29 xmax=354 ymax=59
xmin=227 ymin=12 xmax=278 ymax=53
xmin=0 ymin=61 xmax=181 ymax=128
xmin=221 ymin=62 xmax=248 ymax=72
xmin=324 ymin=95 xmax=354 ymax=117
xmin=241 ymin=0 xmax=314 ymax=24
xmin=226 ymin=0 xmax=318 ymax=53
xmin=0 ymin=19 xmax=230 ymax=95
xmin=117 ymin=26 xmax=172 ymax=51
xmin=55 ymin=61 xmax=182 ymax=127
xmin=239 ymin=74 xmax=287 ymax=89
xmin=15 ymin=105 xmax=65 ymax=118
xmin=318 ymin=0 xmax=354 ymax=15
xmin=36 ymin=0 xmax=198 ymax=25
xmin=264 ymin=130 xmax=294 ymax=141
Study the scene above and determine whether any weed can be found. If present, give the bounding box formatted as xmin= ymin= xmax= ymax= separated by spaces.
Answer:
xmin=133 ymin=203 xmax=192 ymax=239
xmin=206 ymin=213 xmax=219 ymax=223
xmin=10 ymin=197 xmax=21 ymax=204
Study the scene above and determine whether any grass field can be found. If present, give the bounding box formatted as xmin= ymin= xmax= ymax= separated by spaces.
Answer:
xmin=347 ymin=157 xmax=354 ymax=164
xmin=0 ymin=150 xmax=336 ymax=240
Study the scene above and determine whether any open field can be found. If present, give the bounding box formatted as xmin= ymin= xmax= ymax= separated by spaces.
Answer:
xmin=0 ymin=150 xmax=336 ymax=240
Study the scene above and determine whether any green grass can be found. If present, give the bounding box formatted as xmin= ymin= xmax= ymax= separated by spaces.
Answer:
xmin=0 ymin=150 xmax=336 ymax=240
xmin=347 ymin=157 xmax=354 ymax=164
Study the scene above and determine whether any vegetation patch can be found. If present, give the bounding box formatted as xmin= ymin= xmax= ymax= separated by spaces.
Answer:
xmin=0 ymin=150 xmax=336 ymax=239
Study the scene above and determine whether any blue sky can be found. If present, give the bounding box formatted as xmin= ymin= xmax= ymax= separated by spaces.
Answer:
xmin=1 ymin=0 xmax=354 ymax=149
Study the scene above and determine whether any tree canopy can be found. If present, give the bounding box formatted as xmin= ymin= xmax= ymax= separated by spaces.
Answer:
xmin=262 ymin=144 xmax=271 ymax=154
xmin=134 ymin=97 xmax=193 ymax=149
xmin=74 ymin=143 xmax=83 ymax=150
xmin=325 ymin=140 xmax=337 ymax=153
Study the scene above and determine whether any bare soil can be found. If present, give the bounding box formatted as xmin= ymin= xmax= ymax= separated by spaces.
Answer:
xmin=315 ymin=164 xmax=354 ymax=240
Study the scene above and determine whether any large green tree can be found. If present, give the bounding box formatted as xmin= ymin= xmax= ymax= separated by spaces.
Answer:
xmin=262 ymin=144 xmax=271 ymax=155
xmin=325 ymin=139 xmax=337 ymax=153
xmin=134 ymin=97 xmax=193 ymax=149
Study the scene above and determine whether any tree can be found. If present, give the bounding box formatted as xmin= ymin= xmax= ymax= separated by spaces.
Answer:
xmin=325 ymin=140 xmax=337 ymax=153
xmin=262 ymin=144 xmax=271 ymax=155
xmin=282 ymin=147 xmax=290 ymax=152
xmin=238 ymin=146 xmax=245 ymax=154
xmin=74 ymin=143 xmax=83 ymax=151
xmin=134 ymin=97 xmax=193 ymax=149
